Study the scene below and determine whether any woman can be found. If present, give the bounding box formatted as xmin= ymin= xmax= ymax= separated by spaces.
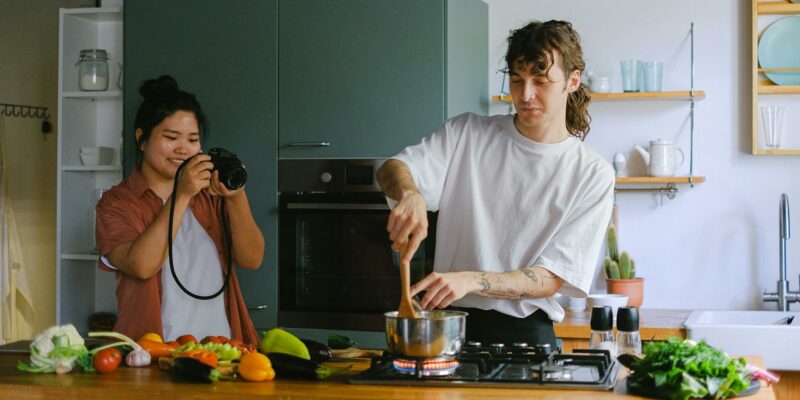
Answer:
xmin=96 ymin=75 xmax=264 ymax=344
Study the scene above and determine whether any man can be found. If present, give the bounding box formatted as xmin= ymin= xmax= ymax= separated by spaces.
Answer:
xmin=376 ymin=20 xmax=614 ymax=347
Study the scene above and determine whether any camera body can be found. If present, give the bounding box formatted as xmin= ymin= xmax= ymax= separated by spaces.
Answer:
xmin=207 ymin=147 xmax=247 ymax=190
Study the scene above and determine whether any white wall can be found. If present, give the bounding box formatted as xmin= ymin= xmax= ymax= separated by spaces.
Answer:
xmin=0 ymin=0 xmax=90 ymax=337
xmin=487 ymin=0 xmax=800 ymax=310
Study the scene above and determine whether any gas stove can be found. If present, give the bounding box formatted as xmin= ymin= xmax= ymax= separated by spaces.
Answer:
xmin=349 ymin=342 xmax=622 ymax=390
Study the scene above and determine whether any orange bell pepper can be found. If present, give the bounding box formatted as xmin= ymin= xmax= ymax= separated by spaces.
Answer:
xmin=238 ymin=352 xmax=275 ymax=382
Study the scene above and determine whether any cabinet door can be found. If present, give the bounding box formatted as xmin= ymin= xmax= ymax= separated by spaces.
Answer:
xmin=278 ymin=0 xmax=445 ymax=158
xmin=124 ymin=0 xmax=278 ymax=329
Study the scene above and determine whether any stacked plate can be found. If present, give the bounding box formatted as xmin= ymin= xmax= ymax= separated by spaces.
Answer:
xmin=759 ymin=16 xmax=800 ymax=85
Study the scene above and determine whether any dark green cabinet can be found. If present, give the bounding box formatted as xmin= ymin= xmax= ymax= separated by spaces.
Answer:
xmin=124 ymin=0 xmax=486 ymax=333
xmin=124 ymin=0 xmax=278 ymax=329
xmin=278 ymin=0 xmax=487 ymax=158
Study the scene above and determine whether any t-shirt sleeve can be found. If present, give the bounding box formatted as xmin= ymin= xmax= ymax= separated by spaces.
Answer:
xmin=390 ymin=114 xmax=467 ymax=211
xmin=96 ymin=190 xmax=144 ymax=272
xmin=535 ymin=168 xmax=615 ymax=298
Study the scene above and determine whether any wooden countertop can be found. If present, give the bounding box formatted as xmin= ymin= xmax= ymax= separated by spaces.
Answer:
xmin=0 ymin=353 xmax=775 ymax=400
xmin=555 ymin=309 xmax=690 ymax=340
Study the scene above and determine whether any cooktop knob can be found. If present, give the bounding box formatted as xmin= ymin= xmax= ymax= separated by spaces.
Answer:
xmin=320 ymin=172 xmax=332 ymax=183
xmin=489 ymin=343 xmax=506 ymax=355
xmin=465 ymin=341 xmax=482 ymax=348
xmin=534 ymin=343 xmax=553 ymax=355
xmin=512 ymin=342 xmax=529 ymax=349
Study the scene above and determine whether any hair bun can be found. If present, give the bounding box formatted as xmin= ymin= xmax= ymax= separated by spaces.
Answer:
xmin=139 ymin=75 xmax=179 ymax=100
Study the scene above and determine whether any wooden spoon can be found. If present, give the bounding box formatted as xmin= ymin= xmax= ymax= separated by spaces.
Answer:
xmin=397 ymin=242 xmax=417 ymax=318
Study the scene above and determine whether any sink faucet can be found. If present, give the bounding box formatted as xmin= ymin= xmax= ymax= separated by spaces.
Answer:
xmin=763 ymin=193 xmax=800 ymax=311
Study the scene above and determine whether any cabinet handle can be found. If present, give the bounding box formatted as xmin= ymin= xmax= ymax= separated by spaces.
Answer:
xmin=287 ymin=141 xmax=331 ymax=147
xmin=247 ymin=304 xmax=268 ymax=311
xmin=286 ymin=203 xmax=390 ymax=210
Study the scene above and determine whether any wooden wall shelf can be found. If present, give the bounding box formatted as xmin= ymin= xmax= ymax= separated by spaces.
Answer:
xmin=753 ymin=149 xmax=800 ymax=155
xmin=757 ymin=1 xmax=800 ymax=15
xmin=616 ymin=176 xmax=706 ymax=184
xmin=757 ymin=81 xmax=800 ymax=94
xmin=492 ymin=90 xmax=705 ymax=103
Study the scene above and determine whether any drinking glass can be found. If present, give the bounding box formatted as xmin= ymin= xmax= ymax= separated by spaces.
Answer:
xmin=641 ymin=61 xmax=663 ymax=92
xmin=761 ymin=106 xmax=785 ymax=149
xmin=620 ymin=60 xmax=641 ymax=92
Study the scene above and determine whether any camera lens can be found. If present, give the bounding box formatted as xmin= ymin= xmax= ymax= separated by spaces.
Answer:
xmin=224 ymin=166 xmax=247 ymax=190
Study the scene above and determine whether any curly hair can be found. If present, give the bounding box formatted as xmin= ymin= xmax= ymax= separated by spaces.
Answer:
xmin=503 ymin=20 xmax=591 ymax=140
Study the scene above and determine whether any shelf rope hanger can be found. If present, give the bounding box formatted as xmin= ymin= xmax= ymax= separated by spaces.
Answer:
xmin=0 ymin=102 xmax=53 ymax=136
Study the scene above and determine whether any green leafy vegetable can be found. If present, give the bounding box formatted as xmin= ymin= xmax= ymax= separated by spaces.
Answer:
xmin=626 ymin=338 xmax=751 ymax=400
xmin=327 ymin=334 xmax=356 ymax=350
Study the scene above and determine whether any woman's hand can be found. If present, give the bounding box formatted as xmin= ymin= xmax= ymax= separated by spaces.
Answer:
xmin=177 ymin=154 xmax=213 ymax=200
xmin=208 ymin=170 xmax=245 ymax=198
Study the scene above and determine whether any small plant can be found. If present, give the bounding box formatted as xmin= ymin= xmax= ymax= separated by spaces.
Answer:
xmin=604 ymin=225 xmax=636 ymax=279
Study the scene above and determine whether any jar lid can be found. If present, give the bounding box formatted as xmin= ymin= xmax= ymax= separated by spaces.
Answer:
xmin=590 ymin=306 xmax=613 ymax=330
xmin=79 ymin=49 xmax=109 ymax=60
xmin=617 ymin=307 xmax=640 ymax=332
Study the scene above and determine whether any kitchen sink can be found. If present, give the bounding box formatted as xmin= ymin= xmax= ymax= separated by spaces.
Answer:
xmin=684 ymin=310 xmax=800 ymax=370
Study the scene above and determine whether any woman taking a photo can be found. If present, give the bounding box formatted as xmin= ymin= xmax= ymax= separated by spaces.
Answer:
xmin=96 ymin=75 xmax=263 ymax=345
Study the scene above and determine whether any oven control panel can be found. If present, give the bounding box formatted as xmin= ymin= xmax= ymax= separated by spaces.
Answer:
xmin=279 ymin=159 xmax=386 ymax=193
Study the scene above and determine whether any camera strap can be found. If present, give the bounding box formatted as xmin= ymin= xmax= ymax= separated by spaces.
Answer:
xmin=167 ymin=156 xmax=233 ymax=300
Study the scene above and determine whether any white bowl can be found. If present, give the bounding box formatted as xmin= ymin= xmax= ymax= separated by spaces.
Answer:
xmin=588 ymin=294 xmax=629 ymax=317
xmin=79 ymin=146 xmax=114 ymax=165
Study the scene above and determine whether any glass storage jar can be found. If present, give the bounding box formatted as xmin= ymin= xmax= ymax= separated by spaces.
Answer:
xmin=78 ymin=49 xmax=110 ymax=91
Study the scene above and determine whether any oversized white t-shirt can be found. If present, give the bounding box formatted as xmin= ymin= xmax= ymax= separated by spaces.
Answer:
xmin=392 ymin=112 xmax=614 ymax=322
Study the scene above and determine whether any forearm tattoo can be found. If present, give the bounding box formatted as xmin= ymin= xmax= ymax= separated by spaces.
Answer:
xmin=475 ymin=267 xmax=559 ymax=300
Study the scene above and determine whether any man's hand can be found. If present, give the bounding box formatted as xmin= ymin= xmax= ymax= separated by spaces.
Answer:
xmin=387 ymin=190 xmax=428 ymax=264
xmin=410 ymin=272 xmax=475 ymax=310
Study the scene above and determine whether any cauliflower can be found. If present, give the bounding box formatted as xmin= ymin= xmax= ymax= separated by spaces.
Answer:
xmin=18 ymin=324 xmax=92 ymax=374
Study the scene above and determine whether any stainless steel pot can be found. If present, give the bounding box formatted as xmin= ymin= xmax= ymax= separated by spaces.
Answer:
xmin=384 ymin=310 xmax=468 ymax=358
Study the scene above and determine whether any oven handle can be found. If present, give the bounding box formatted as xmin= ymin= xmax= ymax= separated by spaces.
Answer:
xmin=286 ymin=203 xmax=390 ymax=210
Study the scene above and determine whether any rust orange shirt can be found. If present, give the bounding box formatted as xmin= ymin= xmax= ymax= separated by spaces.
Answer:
xmin=95 ymin=167 xmax=259 ymax=345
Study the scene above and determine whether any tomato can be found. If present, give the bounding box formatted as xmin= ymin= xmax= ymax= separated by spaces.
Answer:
xmin=227 ymin=339 xmax=243 ymax=348
xmin=139 ymin=332 xmax=163 ymax=343
xmin=201 ymin=336 xmax=224 ymax=344
xmin=176 ymin=334 xmax=198 ymax=345
xmin=93 ymin=347 xmax=122 ymax=374
xmin=166 ymin=340 xmax=180 ymax=348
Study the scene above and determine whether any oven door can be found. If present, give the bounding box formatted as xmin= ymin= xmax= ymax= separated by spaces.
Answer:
xmin=278 ymin=192 xmax=436 ymax=331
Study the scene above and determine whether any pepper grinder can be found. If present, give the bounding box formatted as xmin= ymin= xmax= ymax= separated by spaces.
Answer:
xmin=589 ymin=306 xmax=615 ymax=357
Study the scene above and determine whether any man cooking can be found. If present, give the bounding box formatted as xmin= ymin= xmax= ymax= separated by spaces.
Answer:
xmin=377 ymin=20 xmax=614 ymax=348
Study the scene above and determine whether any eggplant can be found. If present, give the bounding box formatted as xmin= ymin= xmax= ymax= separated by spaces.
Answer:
xmin=267 ymin=352 xmax=349 ymax=380
xmin=300 ymin=338 xmax=332 ymax=363
xmin=171 ymin=357 xmax=220 ymax=383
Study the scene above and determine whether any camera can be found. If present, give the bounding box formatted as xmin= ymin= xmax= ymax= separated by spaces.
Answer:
xmin=208 ymin=147 xmax=247 ymax=190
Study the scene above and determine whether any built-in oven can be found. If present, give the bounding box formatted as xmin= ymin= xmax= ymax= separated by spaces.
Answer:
xmin=278 ymin=159 xmax=436 ymax=331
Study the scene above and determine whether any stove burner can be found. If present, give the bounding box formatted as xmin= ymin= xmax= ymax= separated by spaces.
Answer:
xmin=391 ymin=358 xmax=460 ymax=377
xmin=352 ymin=345 xmax=621 ymax=390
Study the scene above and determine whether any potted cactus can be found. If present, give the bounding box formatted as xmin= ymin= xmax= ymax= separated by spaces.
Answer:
xmin=603 ymin=225 xmax=644 ymax=307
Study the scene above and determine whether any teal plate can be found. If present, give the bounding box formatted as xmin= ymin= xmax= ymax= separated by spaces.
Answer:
xmin=759 ymin=15 xmax=800 ymax=85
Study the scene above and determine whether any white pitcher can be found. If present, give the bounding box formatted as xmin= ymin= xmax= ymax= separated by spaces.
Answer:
xmin=634 ymin=139 xmax=685 ymax=177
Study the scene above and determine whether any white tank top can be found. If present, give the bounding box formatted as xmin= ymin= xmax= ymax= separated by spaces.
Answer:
xmin=160 ymin=208 xmax=231 ymax=341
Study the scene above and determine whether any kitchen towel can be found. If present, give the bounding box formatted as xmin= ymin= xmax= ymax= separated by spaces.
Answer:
xmin=0 ymin=116 xmax=35 ymax=344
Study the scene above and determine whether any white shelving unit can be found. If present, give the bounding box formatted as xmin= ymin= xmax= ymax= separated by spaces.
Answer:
xmin=56 ymin=6 xmax=123 ymax=333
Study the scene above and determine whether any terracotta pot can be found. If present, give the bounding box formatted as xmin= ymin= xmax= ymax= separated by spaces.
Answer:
xmin=606 ymin=277 xmax=644 ymax=307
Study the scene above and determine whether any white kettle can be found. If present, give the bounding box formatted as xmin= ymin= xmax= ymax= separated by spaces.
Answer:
xmin=634 ymin=139 xmax=685 ymax=177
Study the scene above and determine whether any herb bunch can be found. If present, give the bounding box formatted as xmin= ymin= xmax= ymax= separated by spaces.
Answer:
xmin=627 ymin=338 xmax=751 ymax=400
